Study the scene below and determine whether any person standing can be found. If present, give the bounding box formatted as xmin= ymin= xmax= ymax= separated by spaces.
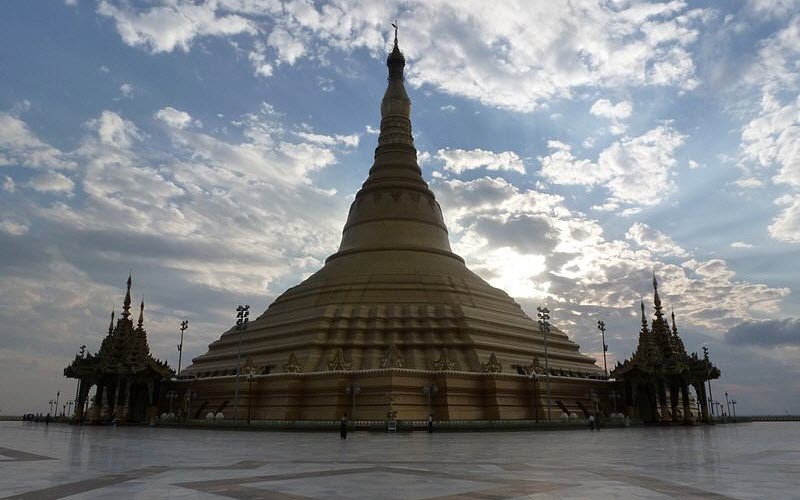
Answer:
xmin=340 ymin=413 xmax=348 ymax=439
xmin=588 ymin=413 xmax=595 ymax=431
xmin=427 ymin=414 xmax=433 ymax=433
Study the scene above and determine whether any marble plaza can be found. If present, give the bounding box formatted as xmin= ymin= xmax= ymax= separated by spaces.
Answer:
xmin=1 ymin=421 xmax=798 ymax=499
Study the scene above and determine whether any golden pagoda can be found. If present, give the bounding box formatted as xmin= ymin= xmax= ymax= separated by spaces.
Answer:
xmin=177 ymin=31 xmax=607 ymax=422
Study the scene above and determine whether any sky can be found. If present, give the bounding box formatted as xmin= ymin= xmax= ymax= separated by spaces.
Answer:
xmin=1 ymin=0 xmax=799 ymax=416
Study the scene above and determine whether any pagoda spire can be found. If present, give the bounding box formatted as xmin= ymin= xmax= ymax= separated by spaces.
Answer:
xmin=137 ymin=299 xmax=145 ymax=329
xmin=122 ymin=273 xmax=132 ymax=320
xmin=108 ymin=309 xmax=115 ymax=334
xmin=326 ymin=20 xmax=460 ymax=265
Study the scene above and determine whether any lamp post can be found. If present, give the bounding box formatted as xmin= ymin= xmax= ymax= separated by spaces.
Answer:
xmin=423 ymin=383 xmax=438 ymax=416
xmin=166 ymin=390 xmax=177 ymax=415
xmin=49 ymin=400 xmax=54 ymax=414
xmin=536 ymin=306 xmax=552 ymax=421
xmin=177 ymin=320 xmax=189 ymax=376
xmin=74 ymin=345 xmax=86 ymax=409
xmin=597 ymin=320 xmax=608 ymax=378
xmin=346 ymin=383 xmax=361 ymax=421
xmin=61 ymin=403 xmax=67 ymax=418
xmin=55 ymin=391 xmax=60 ymax=416
xmin=703 ymin=346 xmax=715 ymax=419
xmin=731 ymin=399 xmax=737 ymax=418
xmin=234 ymin=305 xmax=249 ymax=423
xmin=184 ymin=390 xmax=196 ymax=422
xmin=725 ymin=391 xmax=731 ymax=418
xmin=609 ymin=389 xmax=621 ymax=414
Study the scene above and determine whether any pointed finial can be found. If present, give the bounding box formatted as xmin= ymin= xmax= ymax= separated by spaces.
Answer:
xmin=108 ymin=309 xmax=115 ymax=334
xmin=671 ymin=309 xmax=678 ymax=335
xmin=392 ymin=20 xmax=398 ymax=48
xmin=137 ymin=298 xmax=145 ymax=328
xmin=122 ymin=272 xmax=132 ymax=319
xmin=652 ymin=271 xmax=663 ymax=313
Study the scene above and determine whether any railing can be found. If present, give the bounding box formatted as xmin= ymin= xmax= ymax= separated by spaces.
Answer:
xmin=153 ymin=417 xmax=638 ymax=432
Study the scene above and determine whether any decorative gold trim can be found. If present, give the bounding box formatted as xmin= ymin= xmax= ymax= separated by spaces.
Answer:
xmin=482 ymin=352 xmax=503 ymax=373
xmin=433 ymin=348 xmax=456 ymax=371
xmin=283 ymin=353 xmax=303 ymax=373
xmin=380 ymin=344 xmax=404 ymax=369
xmin=328 ymin=348 xmax=352 ymax=371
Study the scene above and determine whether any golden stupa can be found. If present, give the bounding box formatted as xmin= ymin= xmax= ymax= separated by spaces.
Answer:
xmin=179 ymin=33 xmax=606 ymax=422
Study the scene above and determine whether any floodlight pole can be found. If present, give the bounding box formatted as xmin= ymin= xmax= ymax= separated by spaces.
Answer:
xmin=537 ymin=306 xmax=551 ymax=421
xmin=234 ymin=305 xmax=249 ymax=423
xmin=177 ymin=320 xmax=189 ymax=376
xmin=597 ymin=320 xmax=608 ymax=378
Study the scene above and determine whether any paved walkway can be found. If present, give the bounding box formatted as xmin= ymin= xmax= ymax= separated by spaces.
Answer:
xmin=0 ymin=421 xmax=797 ymax=499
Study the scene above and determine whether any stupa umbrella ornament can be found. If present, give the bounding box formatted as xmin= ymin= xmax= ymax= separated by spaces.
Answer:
xmin=537 ymin=306 xmax=552 ymax=421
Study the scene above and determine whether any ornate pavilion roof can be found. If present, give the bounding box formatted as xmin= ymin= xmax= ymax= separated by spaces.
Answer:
xmin=612 ymin=274 xmax=720 ymax=382
xmin=64 ymin=275 xmax=173 ymax=380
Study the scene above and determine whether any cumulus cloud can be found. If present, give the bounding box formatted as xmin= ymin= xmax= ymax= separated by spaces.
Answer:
xmin=590 ymin=98 xmax=633 ymax=134
xmin=540 ymin=125 xmax=686 ymax=208
xmin=96 ymin=0 xmax=256 ymax=53
xmin=96 ymin=0 xmax=709 ymax=112
xmin=727 ymin=317 xmax=800 ymax=346
xmin=27 ymin=171 xmax=75 ymax=194
xmin=431 ymin=175 xmax=789 ymax=335
xmin=730 ymin=241 xmax=755 ymax=248
xmin=120 ymin=82 xmax=134 ymax=98
xmin=769 ymin=195 xmax=800 ymax=242
xmin=155 ymin=107 xmax=202 ymax=129
xmin=0 ymin=112 xmax=75 ymax=170
xmin=626 ymin=222 xmax=688 ymax=256
xmin=437 ymin=148 xmax=525 ymax=175
xmin=0 ymin=219 xmax=28 ymax=236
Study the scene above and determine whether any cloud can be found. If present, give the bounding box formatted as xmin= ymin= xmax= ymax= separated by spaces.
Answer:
xmin=590 ymin=99 xmax=633 ymax=120
xmin=727 ymin=317 xmax=800 ymax=346
xmin=97 ymin=0 xmax=709 ymax=112
xmin=155 ymin=107 xmax=202 ymax=129
xmin=120 ymin=82 xmax=134 ymax=98
xmin=88 ymin=110 xmax=141 ymax=149
xmin=769 ymin=195 xmax=800 ymax=243
xmin=0 ymin=219 xmax=28 ymax=236
xmin=433 ymin=175 xmax=789 ymax=333
xmin=27 ymin=171 xmax=75 ymax=194
xmin=730 ymin=241 xmax=754 ymax=248
xmin=437 ymin=148 xmax=525 ymax=175
xmin=0 ymin=112 xmax=75 ymax=170
xmin=540 ymin=125 xmax=686 ymax=207
xmin=626 ymin=222 xmax=688 ymax=256
xmin=3 ymin=176 xmax=15 ymax=193
xmin=96 ymin=0 xmax=256 ymax=53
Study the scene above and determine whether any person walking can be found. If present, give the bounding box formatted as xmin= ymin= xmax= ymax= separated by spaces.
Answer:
xmin=340 ymin=413 xmax=348 ymax=440
xmin=427 ymin=414 xmax=433 ymax=433
xmin=588 ymin=413 xmax=595 ymax=431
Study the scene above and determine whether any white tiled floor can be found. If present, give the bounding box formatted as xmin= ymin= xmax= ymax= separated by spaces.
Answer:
xmin=1 ymin=421 xmax=798 ymax=499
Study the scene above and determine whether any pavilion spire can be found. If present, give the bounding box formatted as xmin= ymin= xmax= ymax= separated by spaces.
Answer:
xmin=652 ymin=271 xmax=664 ymax=320
xmin=108 ymin=309 xmax=115 ymax=335
xmin=122 ymin=273 xmax=132 ymax=320
xmin=137 ymin=299 xmax=145 ymax=329
xmin=671 ymin=309 xmax=678 ymax=335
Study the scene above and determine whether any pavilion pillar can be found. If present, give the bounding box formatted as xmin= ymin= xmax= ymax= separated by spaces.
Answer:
xmin=681 ymin=383 xmax=693 ymax=424
xmin=670 ymin=382 xmax=679 ymax=422
xmin=657 ymin=380 xmax=669 ymax=422
xmin=694 ymin=383 xmax=709 ymax=423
